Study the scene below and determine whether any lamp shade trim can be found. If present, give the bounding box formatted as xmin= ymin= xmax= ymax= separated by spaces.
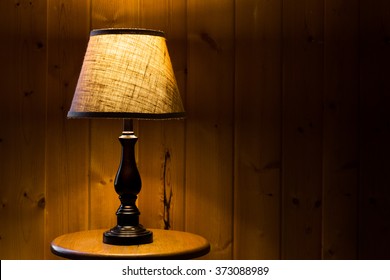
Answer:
xmin=90 ymin=28 xmax=165 ymax=37
xmin=67 ymin=111 xmax=186 ymax=120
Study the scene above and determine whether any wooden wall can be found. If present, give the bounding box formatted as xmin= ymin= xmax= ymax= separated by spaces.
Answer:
xmin=1 ymin=0 xmax=390 ymax=260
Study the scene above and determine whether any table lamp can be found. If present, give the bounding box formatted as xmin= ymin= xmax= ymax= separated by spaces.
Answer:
xmin=67 ymin=28 xmax=185 ymax=245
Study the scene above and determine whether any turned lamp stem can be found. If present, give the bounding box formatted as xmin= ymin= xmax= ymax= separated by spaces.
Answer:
xmin=103 ymin=119 xmax=153 ymax=245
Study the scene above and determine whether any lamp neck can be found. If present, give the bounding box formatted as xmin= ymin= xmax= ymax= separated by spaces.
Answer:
xmin=123 ymin=118 xmax=133 ymax=132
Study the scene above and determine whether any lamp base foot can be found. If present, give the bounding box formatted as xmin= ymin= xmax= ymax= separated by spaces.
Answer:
xmin=103 ymin=225 xmax=153 ymax=245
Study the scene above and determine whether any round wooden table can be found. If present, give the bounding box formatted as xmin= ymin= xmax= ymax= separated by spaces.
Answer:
xmin=51 ymin=229 xmax=210 ymax=260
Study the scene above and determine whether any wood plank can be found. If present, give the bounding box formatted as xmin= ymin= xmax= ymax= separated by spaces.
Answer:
xmin=282 ymin=0 xmax=324 ymax=259
xmin=186 ymin=0 xmax=235 ymax=259
xmin=359 ymin=0 xmax=390 ymax=259
xmin=137 ymin=0 xmax=187 ymax=231
xmin=89 ymin=120 xmax=122 ymax=230
xmin=0 ymin=0 xmax=47 ymax=259
xmin=322 ymin=0 xmax=359 ymax=259
xmin=91 ymin=0 xmax=140 ymax=28
xmin=45 ymin=0 xmax=90 ymax=259
xmin=234 ymin=0 xmax=282 ymax=259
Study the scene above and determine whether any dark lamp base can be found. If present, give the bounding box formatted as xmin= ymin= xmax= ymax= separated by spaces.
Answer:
xmin=103 ymin=119 xmax=153 ymax=246
xmin=103 ymin=225 xmax=153 ymax=245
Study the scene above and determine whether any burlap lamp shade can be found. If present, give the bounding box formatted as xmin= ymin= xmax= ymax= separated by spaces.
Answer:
xmin=68 ymin=28 xmax=185 ymax=119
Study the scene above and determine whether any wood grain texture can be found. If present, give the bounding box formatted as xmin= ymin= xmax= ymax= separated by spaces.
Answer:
xmin=359 ymin=0 xmax=390 ymax=259
xmin=1 ymin=0 xmax=390 ymax=260
xmin=234 ymin=0 xmax=282 ymax=259
xmin=89 ymin=120 xmax=121 ymax=230
xmin=45 ymin=0 xmax=90 ymax=259
xmin=282 ymin=0 xmax=324 ymax=259
xmin=51 ymin=229 xmax=209 ymax=259
xmin=322 ymin=0 xmax=359 ymax=259
xmin=186 ymin=0 xmax=235 ymax=259
xmin=137 ymin=0 xmax=187 ymax=232
xmin=0 ymin=0 xmax=47 ymax=259
xmin=92 ymin=0 xmax=140 ymax=27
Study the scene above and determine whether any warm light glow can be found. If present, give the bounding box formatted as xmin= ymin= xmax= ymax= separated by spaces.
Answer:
xmin=68 ymin=28 xmax=185 ymax=119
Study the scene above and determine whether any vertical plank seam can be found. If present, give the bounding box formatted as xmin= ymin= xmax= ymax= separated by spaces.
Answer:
xmin=231 ymin=0 xmax=237 ymax=260
xmin=183 ymin=0 xmax=188 ymax=233
xmin=321 ymin=0 xmax=326 ymax=260
xmin=87 ymin=0 xmax=92 ymax=231
xmin=279 ymin=0 xmax=284 ymax=260
xmin=280 ymin=0 xmax=285 ymax=260
xmin=320 ymin=0 xmax=326 ymax=260
xmin=356 ymin=0 xmax=362 ymax=260
xmin=44 ymin=0 xmax=49 ymax=259
xmin=184 ymin=0 xmax=190 ymax=234
xmin=232 ymin=0 xmax=236 ymax=259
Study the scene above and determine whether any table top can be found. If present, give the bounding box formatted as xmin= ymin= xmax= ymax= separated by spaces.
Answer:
xmin=51 ymin=229 xmax=210 ymax=260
